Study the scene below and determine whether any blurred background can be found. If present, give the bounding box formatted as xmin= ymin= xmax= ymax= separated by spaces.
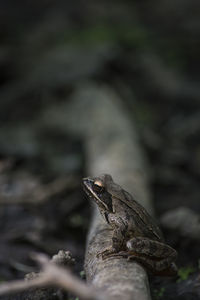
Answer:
xmin=0 ymin=1 xmax=200 ymax=299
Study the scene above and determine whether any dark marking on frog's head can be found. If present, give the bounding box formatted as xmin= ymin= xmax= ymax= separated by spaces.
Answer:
xmin=82 ymin=174 xmax=113 ymax=213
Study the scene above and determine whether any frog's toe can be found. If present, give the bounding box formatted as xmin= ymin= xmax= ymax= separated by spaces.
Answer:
xmin=97 ymin=247 xmax=125 ymax=259
xmin=96 ymin=252 xmax=102 ymax=258
xmin=108 ymin=251 xmax=129 ymax=258
xmin=97 ymin=248 xmax=114 ymax=259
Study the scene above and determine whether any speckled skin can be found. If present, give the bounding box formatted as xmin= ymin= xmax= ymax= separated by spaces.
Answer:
xmin=83 ymin=174 xmax=177 ymax=276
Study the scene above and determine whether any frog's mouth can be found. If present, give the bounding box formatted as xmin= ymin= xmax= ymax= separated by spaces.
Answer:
xmin=82 ymin=177 xmax=112 ymax=212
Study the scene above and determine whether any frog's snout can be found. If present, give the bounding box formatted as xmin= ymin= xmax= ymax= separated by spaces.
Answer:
xmin=82 ymin=177 xmax=93 ymax=187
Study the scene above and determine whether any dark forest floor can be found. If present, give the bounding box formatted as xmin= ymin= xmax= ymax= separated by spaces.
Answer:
xmin=0 ymin=1 xmax=200 ymax=299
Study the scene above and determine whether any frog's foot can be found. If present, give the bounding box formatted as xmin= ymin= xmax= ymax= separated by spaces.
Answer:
xmin=104 ymin=251 xmax=129 ymax=259
xmin=97 ymin=247 xmax=119 ymax=259
xmin=152 ymin=262 xmax=178 ymax=277
xmin=98 ymin=250 xmax=133 ymax=260
xmin=126 ymin=254 xmax=177 ymax=274
xmin=97 ymin=247 xmax=114 ymax=259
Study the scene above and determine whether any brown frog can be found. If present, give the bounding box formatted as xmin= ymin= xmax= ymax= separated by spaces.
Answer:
xmin=83 ymin=174 xmax=177 ymax=276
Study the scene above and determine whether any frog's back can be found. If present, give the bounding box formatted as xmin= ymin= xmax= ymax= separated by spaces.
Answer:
xmin=124 ymin=191 xmax=164 ymax=242
xmin=107 ymin=181 xmax=164 ymax=242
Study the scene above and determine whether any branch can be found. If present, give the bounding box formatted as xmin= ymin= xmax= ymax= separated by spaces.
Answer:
xmin=0 ymin=253 xmax=99 ymax=300
xmin=63 ymin=83 xmax=152 ymax=300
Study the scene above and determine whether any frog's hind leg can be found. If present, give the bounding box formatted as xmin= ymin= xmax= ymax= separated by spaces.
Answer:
xmin=126 ymin=237 xmax=177 ymax=273
xmin=127 ymin=237 xmax=177 ymax=260
xmin=127 ymin=255 xmax=177 ymax=276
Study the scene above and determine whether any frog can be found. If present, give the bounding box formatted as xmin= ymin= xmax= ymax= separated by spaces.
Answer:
xmin=82 ymin=174 xmax=177 ymax=276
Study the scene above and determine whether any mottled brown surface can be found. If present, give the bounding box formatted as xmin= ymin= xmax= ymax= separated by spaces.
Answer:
xmin=83 ymin=174 xmax=177 ymax=276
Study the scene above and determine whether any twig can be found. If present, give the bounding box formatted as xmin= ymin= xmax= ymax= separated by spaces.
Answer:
xmin=0 ymin=253 xmax=99 ymax=300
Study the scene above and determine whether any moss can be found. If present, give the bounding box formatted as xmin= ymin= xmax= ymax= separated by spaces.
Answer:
xmin=79 ymin=270 xmax=85 ymax=279
xmin=177 ymin=266 xmax=195 ymax=282
xmin=153 ymin=287 xmax=165 ymax=300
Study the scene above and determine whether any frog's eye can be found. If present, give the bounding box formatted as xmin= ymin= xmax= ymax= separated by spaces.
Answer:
xmin=94 ymin=180 xmax=103 ymax=187
xmin=93 ymin=180 xmax=105 ymax=193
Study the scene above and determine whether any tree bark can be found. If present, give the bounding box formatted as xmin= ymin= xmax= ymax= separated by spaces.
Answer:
xmin=54 ymin=82 xmax=153 ymax=300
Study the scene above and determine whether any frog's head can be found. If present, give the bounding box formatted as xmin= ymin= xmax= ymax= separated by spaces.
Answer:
xmin=82 ymin=174 xmax=113 ymax=214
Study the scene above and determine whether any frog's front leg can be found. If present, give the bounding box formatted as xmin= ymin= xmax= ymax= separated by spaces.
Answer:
xmin=99 ymin=222 xmax=127 ymax=259
xmin=126 ymin=237 xmax=177 ymax=274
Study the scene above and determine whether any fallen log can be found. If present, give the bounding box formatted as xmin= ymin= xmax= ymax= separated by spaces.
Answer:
xmin=63 ymin=83 xmax=153 ymax=300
